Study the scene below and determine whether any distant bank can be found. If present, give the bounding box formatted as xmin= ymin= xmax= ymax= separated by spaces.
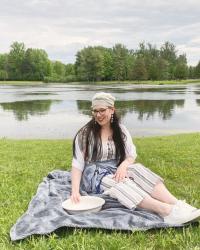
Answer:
xmin=0 ymin=79 xmax=200 ymax=86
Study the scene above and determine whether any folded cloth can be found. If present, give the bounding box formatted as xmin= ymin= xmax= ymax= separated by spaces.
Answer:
xmin=10 ymin=168 xmax=183 ymax=241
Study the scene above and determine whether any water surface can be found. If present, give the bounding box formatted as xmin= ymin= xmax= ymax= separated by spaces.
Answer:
xmin=0 ymin=83 xmax=200 ymax=138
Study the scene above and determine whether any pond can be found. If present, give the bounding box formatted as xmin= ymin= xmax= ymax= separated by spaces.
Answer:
xmin=0 ymin=83 xmax=200 ymax=139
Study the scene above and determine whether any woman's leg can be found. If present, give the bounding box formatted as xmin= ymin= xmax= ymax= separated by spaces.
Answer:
xmin=150 ymin=181 xmax=178 ymax=205
xmin=102 ymin=175 xmax=173 ymax=216
xmin=138 ymin=195 xmax=172 ymax=217
xmin=137 ymin=194 xmax=200 ymax=225
xmin=101 ymin=174 xmax=200 ymax=224
xmin=127 ymin=163 xmax=177 ymax=205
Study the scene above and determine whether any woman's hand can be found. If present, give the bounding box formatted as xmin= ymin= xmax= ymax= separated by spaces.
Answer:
xmin=70 ymin=191 xmax=81 ymax=203
xmin=113 ymin=157 xmax=134 ymax=182
xmin=113 ymin=163 xmax=128 ymax=182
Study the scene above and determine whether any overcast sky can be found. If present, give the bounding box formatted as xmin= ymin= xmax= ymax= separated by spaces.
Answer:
xmin=0 ymin=0 xmax=200 ymax=66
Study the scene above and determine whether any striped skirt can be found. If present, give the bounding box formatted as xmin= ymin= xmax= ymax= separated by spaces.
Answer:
xmin=101 ymin=163 xmax=163 ymax=209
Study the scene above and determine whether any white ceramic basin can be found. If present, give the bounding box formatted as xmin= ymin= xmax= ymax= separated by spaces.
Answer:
xmin=62 ymin=196 xmax=105 ymax=215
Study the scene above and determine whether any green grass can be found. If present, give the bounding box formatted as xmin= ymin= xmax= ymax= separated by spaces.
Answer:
xmin=0 ymin=81 xmax=43 ymax=85
xmin=0 ymin=134 xmax=200 ymax=249
xmin=0 ymin=79 xmax=200 ymax=85
xmin=95 ymin=79 xmax=200 ymax=85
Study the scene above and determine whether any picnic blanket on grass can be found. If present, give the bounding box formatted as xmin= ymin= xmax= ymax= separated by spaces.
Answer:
xmin=10 ymin=167 xmax=183 ymax=241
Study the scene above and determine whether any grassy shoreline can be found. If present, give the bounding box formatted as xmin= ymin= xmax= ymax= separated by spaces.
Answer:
xmin=0 ymin=79 xmax=200 ymax=85
xmin=0 ymin=80 xmax=43 ymax=85
xmin=0 ymin=133 xmax=200 ymax=249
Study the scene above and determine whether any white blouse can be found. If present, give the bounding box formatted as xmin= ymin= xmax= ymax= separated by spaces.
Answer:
xmin=72 ymin=124 xmax=137 ymax=172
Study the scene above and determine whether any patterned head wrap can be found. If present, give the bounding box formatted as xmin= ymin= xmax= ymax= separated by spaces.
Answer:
xmin=91 ymin=92 xmax=115 ymax=109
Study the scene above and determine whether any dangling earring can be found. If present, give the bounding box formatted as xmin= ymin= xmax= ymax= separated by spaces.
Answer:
xmin=94 ymin=119 xmax=97 ymax=125
xmin=110 ymin=114 xmax=114 ymax=123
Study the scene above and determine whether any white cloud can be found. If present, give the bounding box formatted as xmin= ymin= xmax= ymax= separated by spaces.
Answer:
xmin=0 ymin=0 xmax=200 ymax=65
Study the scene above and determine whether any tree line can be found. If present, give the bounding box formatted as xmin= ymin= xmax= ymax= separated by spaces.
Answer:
xmin=0 ymin=41 xmax=200 ymax=82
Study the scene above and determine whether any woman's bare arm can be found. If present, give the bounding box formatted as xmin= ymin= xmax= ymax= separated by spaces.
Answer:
xmin=70 ymin=167 xmax=82 ymax=203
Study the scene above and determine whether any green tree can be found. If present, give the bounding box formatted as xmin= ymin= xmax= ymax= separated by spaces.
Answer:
xmin=0 ymin=70 xmax=8 ymax=80
xmin=112 ymin=44 xmax=129 ymax=81
xmin=52 ymin=61 xmax=66 ymax=77
xmin=194 ymin=61 xmax=200 ymax=78
xmin=65 ymin=63 xmax=75 ymax=76
xmin=75 ymin=47 xmax=104 ymax=81
xmin=160 ymin=42 xmax=177 ymax=63
xmin=174 ymin=54 xmax=188 ymax=79
xmin=160 ymin=42 xmax=177 ymax=79
xmin=135 ymin=42 xmax=168 ymax=80
xmin=64 ymin=63 xmax=76 ymax=82
xmin=132 ymin=57 xmax=148 ymax=81
xmin=156 ymin=57 xmax=169 ymax=80
xmin=0 ymin=54 xmax=9 ymax=80
xmin=188 ymin=66 xmax=196 ymax=79
xmin=7 ymin=42 xmax=26 ymax=80
xmin=101 ymin=48 xmax=114 ymax=81
xmin=148 ymin=60 xmax=159 ymax=80
xmin=126 ymin=51 xmax=136 ymax=80
xmin=22 ymin=48 xmax=51 ymax=80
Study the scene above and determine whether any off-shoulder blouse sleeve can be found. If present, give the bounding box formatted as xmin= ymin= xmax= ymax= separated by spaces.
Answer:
xmin=71 ymin=135 xmax=85 ymax=172
xmin=120 ymin=124 xmax=137 ymax=161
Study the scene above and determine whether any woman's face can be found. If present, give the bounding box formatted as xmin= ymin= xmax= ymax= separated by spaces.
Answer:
xmin=92 ymin=106 xmax=115 ymax=127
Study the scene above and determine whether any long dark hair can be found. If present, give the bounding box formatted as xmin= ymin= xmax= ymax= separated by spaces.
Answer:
xmin=73 ymin=112 xmax=126 ymax=166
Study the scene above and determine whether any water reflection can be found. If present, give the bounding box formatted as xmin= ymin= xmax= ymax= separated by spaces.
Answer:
xmin=0 ymin=99 xmax=60 ymax=121
xmin=76 ymin=99 xmax=185 ymax=120
xmin=24 ymin=92 xmax=53 ymax=95
xmin=0 ymin=83 xmax=200 ymax=139
xmin=196 ymin=99 xmax=200 ymax=106
xmin=131 ymin=100 xmax=184 ymax=120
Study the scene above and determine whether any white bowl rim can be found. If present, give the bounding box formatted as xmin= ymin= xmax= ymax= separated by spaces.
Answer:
xmin=62 ymin=196 xmax=105 ymax=212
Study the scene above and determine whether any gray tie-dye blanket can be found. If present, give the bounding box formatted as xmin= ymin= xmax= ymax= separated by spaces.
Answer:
xmin=10 ymin=161 xmax=183 ymax=241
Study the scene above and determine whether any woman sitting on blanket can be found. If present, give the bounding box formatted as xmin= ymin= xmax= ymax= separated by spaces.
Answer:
xmin=70 ymin=92 xmax=200 ymax=224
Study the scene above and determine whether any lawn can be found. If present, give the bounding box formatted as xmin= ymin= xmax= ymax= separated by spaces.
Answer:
xmin=0 ymin=134 xmax=200 ymax=249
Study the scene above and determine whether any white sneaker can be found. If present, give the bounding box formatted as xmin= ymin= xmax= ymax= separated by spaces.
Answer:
xmin=164 ymin=203 xmax=200 ymax=225
xmin=176 ymin=200 xmax=198 ymax=212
